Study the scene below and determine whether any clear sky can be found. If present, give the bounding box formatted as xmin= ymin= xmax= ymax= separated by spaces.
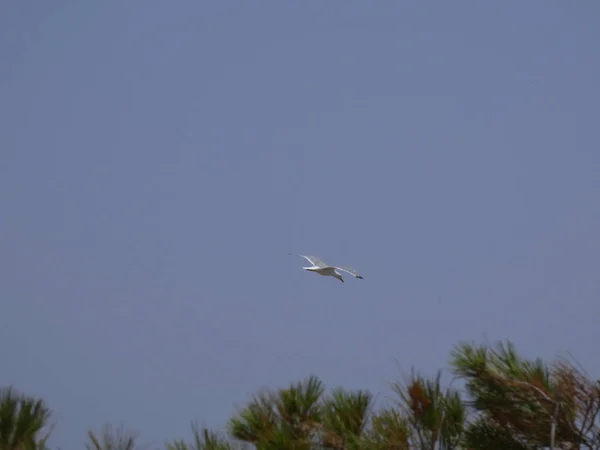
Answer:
xmin=1 ymin=2 xmax=599 ymax=449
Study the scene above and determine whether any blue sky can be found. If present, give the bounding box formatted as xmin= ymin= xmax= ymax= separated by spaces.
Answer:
xmin=1 ymin=2 xmax=599 ymax=448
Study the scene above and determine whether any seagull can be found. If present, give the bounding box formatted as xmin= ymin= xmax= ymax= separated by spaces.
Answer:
xmin=289 ymin=253 xmax=364 ymax=283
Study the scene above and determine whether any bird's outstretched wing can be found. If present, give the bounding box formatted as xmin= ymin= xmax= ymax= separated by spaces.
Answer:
xmin=292 ymin=253 xmax=329 ymax=268
xmin=334 ymin=266 xmax=364 ymax=279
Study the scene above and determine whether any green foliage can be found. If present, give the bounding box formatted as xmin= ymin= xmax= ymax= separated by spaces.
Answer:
xmin=272 ymin=375 xmax=324 ymax=441
xmin=0 ymin=386 xmax=53 ymax=450
xmin=363 ymin=408 xmax=411 ymax=449
xmin=227 ymin=375 xmax=324 ymax=448
xmin=166 ymin=421 xmax=234 ymax=450
xmin=85 ymin=423 xmax=145 ymax=450
xmin=4 ymin=338 xmax=600 ymax=450
xmin=450 ymin=340 xmax=600 ymax=449
xmin=320 ymin=388 xmax=373 ymax=448
xmin=390 ymin=370 xmax=465 ymax=450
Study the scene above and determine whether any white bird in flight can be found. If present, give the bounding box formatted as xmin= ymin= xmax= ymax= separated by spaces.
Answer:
xmin=289 ymin=253 xmax=364 ymax=283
